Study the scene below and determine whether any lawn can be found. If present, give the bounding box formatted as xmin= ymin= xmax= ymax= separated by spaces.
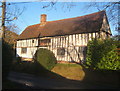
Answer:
xmin=51 ymin=63 xmax=85 ymax=80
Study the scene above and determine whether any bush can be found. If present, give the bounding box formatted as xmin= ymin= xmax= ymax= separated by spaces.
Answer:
xmin=34 ymin=48 xmax=57 ymax=71
xmin=85 ymin=38 xmax=120 ymax=70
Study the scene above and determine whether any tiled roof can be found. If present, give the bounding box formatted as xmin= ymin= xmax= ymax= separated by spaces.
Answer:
xmin=18 ymin=11 xmax=106 ymax=40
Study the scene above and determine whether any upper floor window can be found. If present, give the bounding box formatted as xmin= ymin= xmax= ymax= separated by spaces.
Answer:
xmin=32 ymin=40 xmax=34 ymax=43
xmin=39 ymin=39 xmax=51 ymax=47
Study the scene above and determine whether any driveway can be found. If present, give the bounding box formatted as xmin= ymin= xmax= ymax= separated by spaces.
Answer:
xmin=8 ymin=71 xmax=119 ymax=89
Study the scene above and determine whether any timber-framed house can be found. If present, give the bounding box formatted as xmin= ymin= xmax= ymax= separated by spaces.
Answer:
xmin=16 ymin=11 xmax=112 ymax=63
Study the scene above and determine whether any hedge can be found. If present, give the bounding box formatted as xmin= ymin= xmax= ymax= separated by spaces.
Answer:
xmin=85 ymin=38 xmax=120 ymax=70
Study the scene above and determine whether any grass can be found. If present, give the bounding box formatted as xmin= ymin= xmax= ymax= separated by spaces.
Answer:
xmin=51 ymin=63 xmax=85 ymax=80
xmin=55 ymin=63 xmax=83 ymax=68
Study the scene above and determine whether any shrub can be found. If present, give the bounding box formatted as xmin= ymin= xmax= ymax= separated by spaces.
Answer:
xmin=85 ymin=38 xmax=120 ymax=70
xmin=34 ymin=48 xmax=57 ymax=71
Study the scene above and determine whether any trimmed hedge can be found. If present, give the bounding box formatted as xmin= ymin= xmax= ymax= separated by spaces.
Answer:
xmin=85 ymin=38 xmax=120 ymax=70
xmin=34 ymin=48 xmax=57 ymax=71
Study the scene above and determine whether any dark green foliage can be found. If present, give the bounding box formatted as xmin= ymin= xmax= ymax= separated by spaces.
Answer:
xmin=85 ymin=38 xmax=120 ymax=70
xmin=12 ymin=61 xmax=40 ymax=74
xmin=35 ymin=48 xmax=57 ymax=71
xmin=2 ymin=30 xmax=18 ymax=80
xmin=2 ymin=40 xmax=14 ymax=81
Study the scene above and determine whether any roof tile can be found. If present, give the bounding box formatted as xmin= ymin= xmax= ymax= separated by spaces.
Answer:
xmin=18 ymin=11 xmax=106 ymax=40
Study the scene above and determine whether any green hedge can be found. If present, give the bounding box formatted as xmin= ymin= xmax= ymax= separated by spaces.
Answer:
xmin=85 ymin=38 xmax=120 ymax=70
xmin=34 ymin=48 xmax=57 ymax=71
xmin=2 ymin=40 xmax=14 ymax=81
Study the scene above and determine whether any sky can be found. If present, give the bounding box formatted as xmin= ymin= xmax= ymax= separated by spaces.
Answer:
xmin=2 ymin=1 xmax=119 ymax=35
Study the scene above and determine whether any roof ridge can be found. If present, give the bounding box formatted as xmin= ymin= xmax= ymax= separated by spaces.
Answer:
xmin=28 ymin=11 xmax=105 ymax=26
xmin=47 ymin=10 xmax=105 ymax=23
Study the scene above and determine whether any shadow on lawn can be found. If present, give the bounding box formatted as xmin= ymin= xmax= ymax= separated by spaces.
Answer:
xmin=11 ymin=60 xmax=68 ymax=80
xmin=68 ymin=61 xmax=120 ymax=87
xmin=11 ymin=60 xmax=120 ymax=88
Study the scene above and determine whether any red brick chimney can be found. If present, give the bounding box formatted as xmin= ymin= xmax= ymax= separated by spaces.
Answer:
xmin=40 ymin=14 xmax=47 ymax=24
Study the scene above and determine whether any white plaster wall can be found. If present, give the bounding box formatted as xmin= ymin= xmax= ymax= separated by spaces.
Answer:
xmin=17 ymin=39 xmax=38 ymax=47
xmin=100 ymin=31 xmax=107 ymax=39
xmin=16 ymin=47 xmax=38 ymax=58
xmin=48 ymin=33 xmax=92 ymax=62
xmin=16 ymin=32 xmax=98 ymax=62
xmin=16 ymin=48 xmax=21 ymax=57
xmin=101 ymin=15 xmax=111 ymax=34
xmin=16 ymin=39 xmax=38 ymax=58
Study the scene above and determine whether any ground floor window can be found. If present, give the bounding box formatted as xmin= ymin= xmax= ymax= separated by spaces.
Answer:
xmin=21 ymin=47 xmax=27 ymax=54
xmin=57 ymin=48 xmax=65 ymax=56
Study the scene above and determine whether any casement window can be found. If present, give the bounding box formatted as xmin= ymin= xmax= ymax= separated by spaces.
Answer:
xmin=21 ymin=47 xmax=27 ymax=54
xmin=57 ymin=48 xmax=65 ymax=56
xmin=40 ymin=39 xmax=51 ymax=47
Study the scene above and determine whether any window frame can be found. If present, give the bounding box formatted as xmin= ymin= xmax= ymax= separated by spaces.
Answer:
xmin=57 ymin=48 xmax=65 ymax=56
xmin=32 ymin=40 xmax=34 ymax=43
xmin=39 ymin=39 xmax=51 ymax=47
xmin=21 ymin=47 xmax=27 ymax=54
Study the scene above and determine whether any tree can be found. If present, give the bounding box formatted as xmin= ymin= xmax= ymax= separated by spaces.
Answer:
xmin=4 ymin=27 xmax=18 ymax=46
xmin=0 ymin=1 xmax=26 ymax=36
